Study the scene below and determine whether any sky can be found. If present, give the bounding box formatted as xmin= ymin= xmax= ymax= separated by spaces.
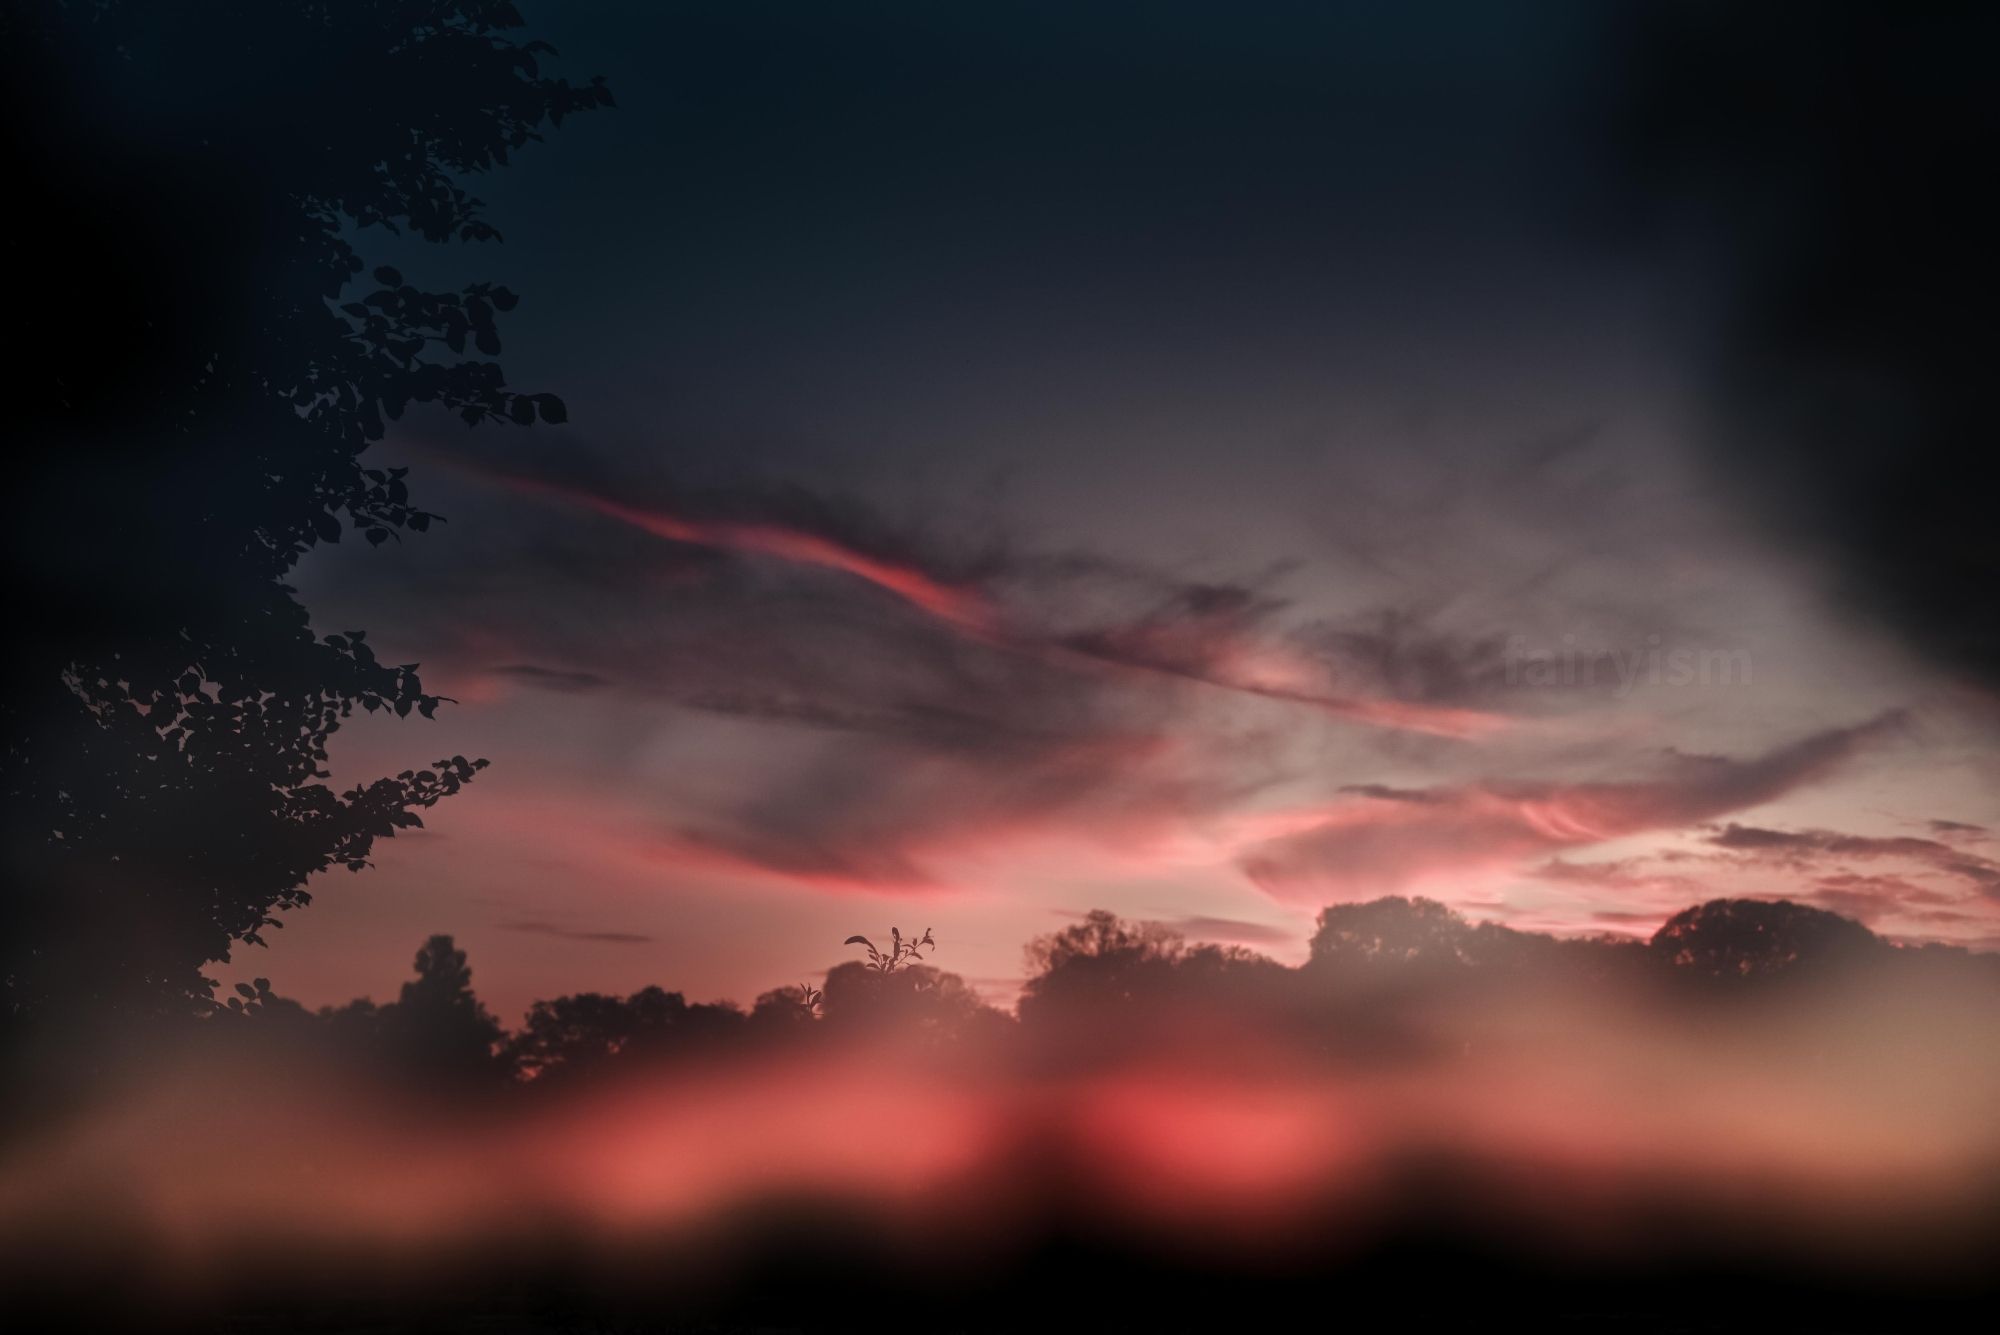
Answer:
xmin=225 ymin=1 xmax=1999 ymax=1019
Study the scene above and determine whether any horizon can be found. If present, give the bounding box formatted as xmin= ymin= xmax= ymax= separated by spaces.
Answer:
xmin=223 ymin=887 xmax=2000 ymax=1023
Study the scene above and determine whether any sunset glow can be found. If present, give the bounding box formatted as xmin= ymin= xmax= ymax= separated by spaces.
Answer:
xmin=9 ymin=2 xmax=1996 ymax=1329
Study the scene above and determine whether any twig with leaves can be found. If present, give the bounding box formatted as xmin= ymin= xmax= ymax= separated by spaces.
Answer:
xmin=843 ymin=926 xmax=935 ymax=974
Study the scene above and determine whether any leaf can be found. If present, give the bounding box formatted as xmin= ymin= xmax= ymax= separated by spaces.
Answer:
xmin=373 ymin=266 xmax=403 ymax=286
xmin=844 ymin=935 xmax=873 ymax=948
xmin=533 ymin=393 xmax=567 ymax=424
xmin=313 ymin=509 xmax=341 ymax=543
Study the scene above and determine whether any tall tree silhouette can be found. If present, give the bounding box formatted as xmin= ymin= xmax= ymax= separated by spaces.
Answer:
xmin=381 ymin=934 xmax=507 ymax=1086
xmin=1 ymin=2 xmax=612 ymax=1019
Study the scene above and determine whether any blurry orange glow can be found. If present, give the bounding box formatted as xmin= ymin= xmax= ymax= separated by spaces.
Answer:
xmin=5 ymin=976 xmax=1995 ymax=1286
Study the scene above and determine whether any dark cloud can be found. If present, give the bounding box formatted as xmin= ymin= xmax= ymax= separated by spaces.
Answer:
xmin=490 ymin=664 xmax=612 ymax=694
xmin=1589 ymin=909 xmax=1664 ymax=927
xmin=498 ymin=921 xmax=655 ymax=946
xmin=1295 ymin=608 xmax=1520 ymax=711
xmin=1338 ymin=784 xmax=1440 ymax=804
xmin=1706 ymin=824 xmax=2000 ymax=900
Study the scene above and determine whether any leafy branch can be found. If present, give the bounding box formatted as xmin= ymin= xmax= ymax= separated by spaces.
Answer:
xmin=843 ymin=926 xmax=935 ymax=974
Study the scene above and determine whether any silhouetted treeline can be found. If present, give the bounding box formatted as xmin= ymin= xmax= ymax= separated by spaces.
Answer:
xmin=181 ymin=897 xmax=2000 ymax=1094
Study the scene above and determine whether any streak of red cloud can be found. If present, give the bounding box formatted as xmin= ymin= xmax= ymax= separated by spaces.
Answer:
xmin=460 ymin=462 xmax=1508 ymax=739
xmin=488 ymin=470 xmax=1004 ymax=635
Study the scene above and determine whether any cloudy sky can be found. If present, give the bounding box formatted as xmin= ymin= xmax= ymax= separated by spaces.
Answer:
xmin=231 ymin=1 xmax=1998 ymax=1018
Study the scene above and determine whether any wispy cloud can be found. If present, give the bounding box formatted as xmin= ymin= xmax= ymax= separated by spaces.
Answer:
xmin=449 ymin=457 xmax=1514 ymax=740
xmin=499 ymin=921 xmax=656 ymax=945
xmin=1706 ymin=823 xmax=2000 ymax=900
xmin=490 ymin=663 xmax=613 ymax=693
xmin=1239 ymin=715 xmax=1905 ymax=903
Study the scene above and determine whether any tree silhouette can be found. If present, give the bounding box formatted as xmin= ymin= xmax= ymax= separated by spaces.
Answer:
xmin=1647 ymin=898 xmax=1883 ymax=985
xmin=164 ymin=897 xmax=1998 ymax=1097
xmin=1019 ymin=911 xmax=1291 ymax=1034
xmin=1306 ymin=897 xmax=1473 ymax=972
xmin=1 ymin=2 xmax=611 ymax=1019
xmin=509 ymin=985 xmax=747 ymax=1084
xmin=378 ymin=934 xmax=507 ymax=1086
xmin=1307 ymin=897 xmax=1646 ymax=988
xmin=1018 ymin=910 xmax=1185 ymax=1022
xmin=819 ymin=960 xmax=1003 ymax=1045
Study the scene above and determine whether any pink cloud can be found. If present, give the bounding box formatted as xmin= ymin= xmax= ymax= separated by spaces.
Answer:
xmin=1239 ymin=714 xmax=1903 ymax=904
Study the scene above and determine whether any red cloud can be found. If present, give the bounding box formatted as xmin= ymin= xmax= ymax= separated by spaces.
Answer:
xmin=487 ymin=471 xmax=1003 ymax=635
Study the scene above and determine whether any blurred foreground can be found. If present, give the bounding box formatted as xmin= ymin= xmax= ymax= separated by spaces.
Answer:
xmin=3 ymin=899 xmax=1997 ymax=1330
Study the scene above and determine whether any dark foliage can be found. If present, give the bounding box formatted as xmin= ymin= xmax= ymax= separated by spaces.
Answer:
xmin=1648 ymin=897 xmax=1885 ymax=984
xmin=509 ymin=985 xmax=748 ymax=1086
xmin=819 ymin=959 xmax=1009 ymax=1046
xmin=1 ymin=2 xmax=610 ymax=1018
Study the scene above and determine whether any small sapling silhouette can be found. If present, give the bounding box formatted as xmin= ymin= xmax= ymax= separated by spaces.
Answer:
xmin=843 ymin=927 xmax=935 ymax=974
